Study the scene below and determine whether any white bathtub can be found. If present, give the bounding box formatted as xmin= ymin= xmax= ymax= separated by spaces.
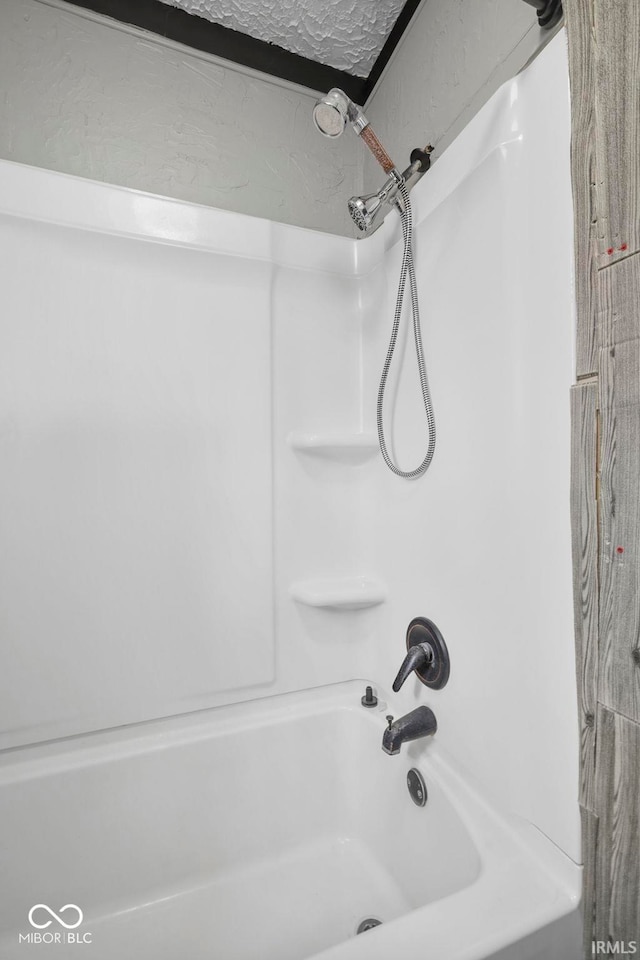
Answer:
xmin=0 ymin=682 xmax=580 ymax=959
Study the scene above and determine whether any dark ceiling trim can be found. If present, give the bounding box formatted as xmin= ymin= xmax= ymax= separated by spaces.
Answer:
xmin=64 ymin=0 xmax=367 ymax=102
xmin=64 ymin=0 xmax=423 ymax=105
xmin=362 ymin=0 xmax=423 ymax=101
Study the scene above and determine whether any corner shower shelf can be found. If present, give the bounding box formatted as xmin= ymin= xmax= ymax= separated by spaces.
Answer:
xmin=288 ymin=431 xmax=378 ymax=464
xmin=289 ymin=577 xmax=386 ymax=611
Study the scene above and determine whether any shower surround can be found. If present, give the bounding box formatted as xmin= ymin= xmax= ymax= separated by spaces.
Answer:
xmin=0 ymin=34 xmax=580 ymax=960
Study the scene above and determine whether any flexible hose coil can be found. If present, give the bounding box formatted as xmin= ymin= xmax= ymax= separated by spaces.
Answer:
xmin=376 ymin=182 xmax=436 ymax=479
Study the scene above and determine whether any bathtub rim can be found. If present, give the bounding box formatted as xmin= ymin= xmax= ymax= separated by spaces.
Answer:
xmin=0 ymin=680 xmax=580 ymax=960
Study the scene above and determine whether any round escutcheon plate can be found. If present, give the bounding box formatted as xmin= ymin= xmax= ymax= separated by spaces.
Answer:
xmin=406 ymin=617 xmax=450 ymax=689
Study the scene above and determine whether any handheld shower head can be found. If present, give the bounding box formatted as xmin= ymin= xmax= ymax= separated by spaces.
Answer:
xmin=313 ymin=89 xmax=348 ymax=137
xmin=312 ymin=88 xmax=368 ymax=138
xmin=313 ymin=87 xmax=397 ymax=180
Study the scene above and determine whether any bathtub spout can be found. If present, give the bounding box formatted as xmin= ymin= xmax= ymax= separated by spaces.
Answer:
xmin=382 ymin=706 xmax=437 ymax=756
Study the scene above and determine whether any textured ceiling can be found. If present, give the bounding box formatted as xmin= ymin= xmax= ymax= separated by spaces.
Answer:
xmin=158 ymin=0 xmax=406 ymax=77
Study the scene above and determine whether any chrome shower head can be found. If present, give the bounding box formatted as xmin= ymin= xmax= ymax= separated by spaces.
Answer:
xmin=348 ymin=194 xmax=383 ymax=232
xmin=313 ymin=89 xmax=348 ymax=137
xmin=348 ymin=171 xmax=404 ymax=233
xmin=312 ymin=88 xmax=368 ymax=138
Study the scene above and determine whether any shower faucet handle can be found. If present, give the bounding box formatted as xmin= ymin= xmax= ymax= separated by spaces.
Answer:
xmin=392 ymin=617 xmax=451 ymax=692
xmin=392 ymin=643 xmax=434 ymax=692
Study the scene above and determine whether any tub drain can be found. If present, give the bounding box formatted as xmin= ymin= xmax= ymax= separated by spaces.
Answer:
xmin=356 ymin=918 xmax=382 ymax=935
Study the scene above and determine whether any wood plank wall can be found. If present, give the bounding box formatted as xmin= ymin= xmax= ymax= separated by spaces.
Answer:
xmin=565 ymin=0 xmax=640 ymax=954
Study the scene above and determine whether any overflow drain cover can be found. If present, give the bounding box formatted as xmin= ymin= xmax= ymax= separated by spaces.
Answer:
xmin=407 ymin=768 xmax=427 ymax=806
xmin=356 ymin=918 xmax=382 ymax=935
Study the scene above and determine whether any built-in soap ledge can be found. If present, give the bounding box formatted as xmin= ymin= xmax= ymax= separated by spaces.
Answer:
xmin=289 ymin=577 xmax=386 ymax=610
xmin=287 ymin=431 xmax=378 ymax=464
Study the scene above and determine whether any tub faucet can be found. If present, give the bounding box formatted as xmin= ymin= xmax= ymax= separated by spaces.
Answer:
xmin=382 ymin=706 xmax=437 ymax=756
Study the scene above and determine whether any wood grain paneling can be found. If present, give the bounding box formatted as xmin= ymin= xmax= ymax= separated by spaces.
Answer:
xmin=580 ymin=805 xmax=599 ymax=954
xmin=598 ymin=250 xmax=640 ymax=348
xmin=566 ymin=0 xmax=640 ymax=952
xmin=593 ymin=704 xmax=615 ymax=942
xmin=571 ymin=382 xmax=600 ymax=811
xmin=597 ymin=259 xmax=640 ymax=721
xmin=598 ymin=335 xmax=640 ymax=723
xmin=594 ymin=705 xmax=640 ymax=943
xmin=565 ymin=0 xmax=600 ymax=375
xmin=593 ymin=0 xmax=640 ymax=264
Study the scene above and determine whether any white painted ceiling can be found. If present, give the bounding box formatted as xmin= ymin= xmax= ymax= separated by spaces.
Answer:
xmin=158 ymin=0 xmax=406 ymax=77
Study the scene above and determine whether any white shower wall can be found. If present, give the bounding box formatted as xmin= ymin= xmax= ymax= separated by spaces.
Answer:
xmin=0 ymin=32 xmax=578 ymax=865
xmin=362 ymin=35 xmax=579 ymax=862
xmin=0 ymin=165 xmax=378 ymax=749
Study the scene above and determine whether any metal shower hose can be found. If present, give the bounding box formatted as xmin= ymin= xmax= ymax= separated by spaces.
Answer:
xmin=376 ymin=182 xmax=436 ymax=479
